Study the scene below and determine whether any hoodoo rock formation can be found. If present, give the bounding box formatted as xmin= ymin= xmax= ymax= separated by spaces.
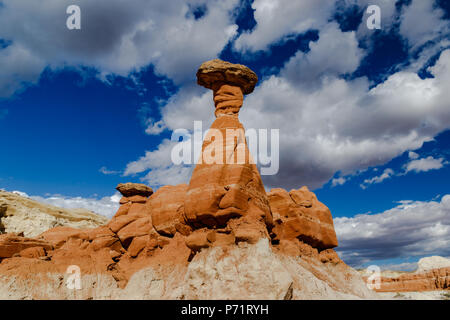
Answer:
xmin=0 ymin=60 xmax=375 ymax=300
xmin=184 ymin=59 xmax=273 ymax=249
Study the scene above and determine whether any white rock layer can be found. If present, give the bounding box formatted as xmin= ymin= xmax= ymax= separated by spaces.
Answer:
xmin=416 ymin=256 xmax=450 ymax=273
xmin=0 ymin=190 xmax=108 ymax=237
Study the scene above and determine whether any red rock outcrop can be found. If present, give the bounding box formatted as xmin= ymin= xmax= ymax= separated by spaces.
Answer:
xmin=0 ymin=234 xmax=53 ymax=259
xmin=149 ymin=184 xmax=191 ymax=237
xmin=268 ymin=186 xmax=338 ymax=250
xmin=367 ymin=267 xmax=450 ymax=292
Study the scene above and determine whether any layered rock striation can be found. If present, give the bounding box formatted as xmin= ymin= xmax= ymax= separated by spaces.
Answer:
xmin=366 ymin=256 xmax=450 ymax=293
xmin=375 ymin=267 xmax=450 ymax=292
xmin=268 ymin=187 xmax=338 ymax=250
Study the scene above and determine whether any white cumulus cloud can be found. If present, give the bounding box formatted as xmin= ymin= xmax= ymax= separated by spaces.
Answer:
xmin=360 ymin=168 xmax=394 ymax=189
xmin=124 ymin=138 xmax=196 ymax=187
xmin=31 ymin=193 xmax=121 ymax=218
xmin=405 ymin=155 xmax=447 ymax=173
xmin=0 ymin=0 xmax=240 ymax=96
xmin=234 ymin=0 xmax=335 ymax=52
xmin=408 ymin=151 xmax=419 ymax=160
xmin=332 ymin=177 xmax=347 ymax=187
xmin=399 ymin=0 xmax=449 ymax=50
xmin=334 ymin=195 xmax=450 ymax=267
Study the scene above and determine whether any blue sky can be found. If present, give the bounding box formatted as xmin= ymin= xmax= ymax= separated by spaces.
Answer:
xmin=0 ymin=0 xmax=449 ymax=270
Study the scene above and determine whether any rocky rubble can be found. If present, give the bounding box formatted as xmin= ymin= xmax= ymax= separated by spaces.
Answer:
xmin=0 ymin=59 xmax=376 ymax=300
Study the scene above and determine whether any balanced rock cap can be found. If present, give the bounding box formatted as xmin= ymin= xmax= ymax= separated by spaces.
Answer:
xmin=116 ymin=183 xmax=153 ymax=197
xmin=196 ymin=59 xmax=258 ymax=94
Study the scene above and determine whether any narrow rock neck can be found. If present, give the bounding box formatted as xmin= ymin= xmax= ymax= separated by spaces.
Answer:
xmin=213 ymin=84 xmax=244 ymax=118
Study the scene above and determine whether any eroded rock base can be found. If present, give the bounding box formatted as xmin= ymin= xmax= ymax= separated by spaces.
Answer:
xmin=0 ymin=239 xmax=376 ymax=300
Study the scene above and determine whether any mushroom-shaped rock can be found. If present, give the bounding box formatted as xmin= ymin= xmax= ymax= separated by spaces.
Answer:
xmin=197 ymin=59 xmax=258 ymax=95
xmin=116 ymin=183 xmax=153 ymax=198
xmin=184 ymin=59 xmax=271 ymax=245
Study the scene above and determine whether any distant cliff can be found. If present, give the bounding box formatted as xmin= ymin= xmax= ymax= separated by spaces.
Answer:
xmin=0 ymin=190 xmax=108 ymax=237
xmin=362 ymin=256 xmax=450 ymax=293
